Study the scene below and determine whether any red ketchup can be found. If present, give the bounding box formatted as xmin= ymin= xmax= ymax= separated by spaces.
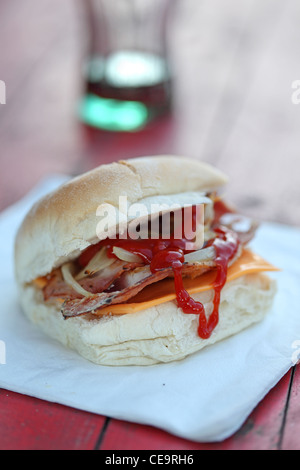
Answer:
xmin=149 ymin=226 xmax=239 ymax=339
xmin=80 ymin=206 xmax=240 ymax=339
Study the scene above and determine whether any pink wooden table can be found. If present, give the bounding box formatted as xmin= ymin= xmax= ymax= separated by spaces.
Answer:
xmin=0 ymin=0 xmax=300 ymax=450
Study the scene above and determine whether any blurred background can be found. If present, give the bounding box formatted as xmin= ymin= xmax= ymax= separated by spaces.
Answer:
xmin=0 ymin=0 xmax=300 ymax=227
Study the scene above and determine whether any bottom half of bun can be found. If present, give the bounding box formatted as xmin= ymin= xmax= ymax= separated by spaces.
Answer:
xmin=19 ymin=273 xmax=277 ymax=366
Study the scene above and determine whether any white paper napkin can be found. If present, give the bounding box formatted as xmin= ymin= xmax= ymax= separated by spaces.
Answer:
xmin=0 ymin=176 xmax=300 ymax=443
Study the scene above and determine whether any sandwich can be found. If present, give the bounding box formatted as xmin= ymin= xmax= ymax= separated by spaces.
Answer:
xmin=14 ymin=156 xmax=278 ymax=366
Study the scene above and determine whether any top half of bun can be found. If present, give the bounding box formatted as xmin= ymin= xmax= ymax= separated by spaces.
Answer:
xmin=14 ymin=155 xmax=228 ymax=285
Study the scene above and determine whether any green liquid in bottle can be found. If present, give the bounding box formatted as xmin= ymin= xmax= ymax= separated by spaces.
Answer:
xmin=79 ymin=51 xmax=171 ymax=132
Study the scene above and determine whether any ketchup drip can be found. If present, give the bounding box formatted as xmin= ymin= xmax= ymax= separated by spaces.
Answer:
xmin=79 ymin=206 xmax=240 ymax=339
xmin=148 ymin=226 xmax=239 ymax=339
xmin=199 ymin=227 xmax=240 ymax=339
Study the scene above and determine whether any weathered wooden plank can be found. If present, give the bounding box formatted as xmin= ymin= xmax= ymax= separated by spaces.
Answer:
xmin=0 ymin=368 xmax=292 ymax=450
xmin=280 ymin=366 xmax=300 ymax=450
xmin=0 ymin=389 xmax=106 ymax=450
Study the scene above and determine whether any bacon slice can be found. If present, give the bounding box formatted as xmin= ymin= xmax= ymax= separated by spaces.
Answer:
xmin=43 ymin=260 xmax=141 ymax=301
xmin=60 ymin=235 xmax=244 ymax=320
xmin=61 ymin=262 xmax=212 ymax=319
xmin=43 ymin=270 xmax=78 ymax=301
xmin=213 ymin=200 xmax=258 ymax=245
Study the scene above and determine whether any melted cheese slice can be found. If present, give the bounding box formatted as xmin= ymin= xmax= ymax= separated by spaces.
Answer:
xmin=92 ymin=249 xmax=279 ymax=315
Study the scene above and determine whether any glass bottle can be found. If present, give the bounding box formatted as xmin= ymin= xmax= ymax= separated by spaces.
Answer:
xmin=79 ymin=0 xmax=173 ymax=132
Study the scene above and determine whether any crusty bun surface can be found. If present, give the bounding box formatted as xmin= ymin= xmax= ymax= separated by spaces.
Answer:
xmin=18 ymin=273 xmax=276 ymax=366
xmin=14 ymin=156 xmax=227 ymax=285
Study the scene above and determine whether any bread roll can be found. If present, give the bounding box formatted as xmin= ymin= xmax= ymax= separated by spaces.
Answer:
xmin=14 ymin=156 xmax=277 ymax=366
xmin=18 ymin=273 xmax=276 ymax=366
